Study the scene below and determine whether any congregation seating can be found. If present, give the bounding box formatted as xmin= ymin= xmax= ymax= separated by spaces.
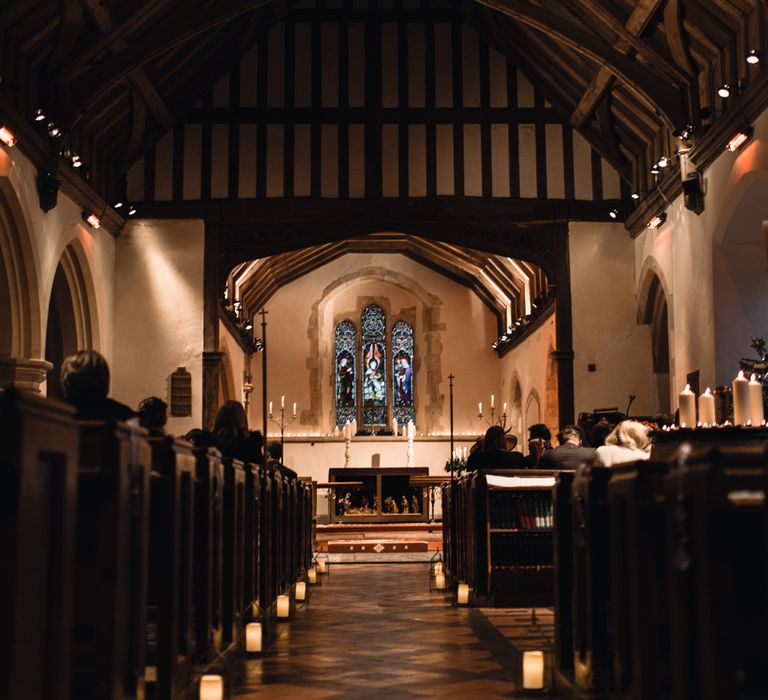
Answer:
xmin=1 ymin=389 xmax=314 ymax=700
xmin=554 ymin=444 xmax=768 ymax=699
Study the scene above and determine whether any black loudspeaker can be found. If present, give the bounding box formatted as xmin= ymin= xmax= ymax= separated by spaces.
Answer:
xmin=37 ymin=170 xmax=61 ymax=212
xmin=682 ymin=170 xmax=705 ymax=215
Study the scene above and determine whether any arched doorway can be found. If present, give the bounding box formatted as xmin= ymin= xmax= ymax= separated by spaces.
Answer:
xmin=43 ymin=244 xmax=97 ymax=399
xmin=641 ymin=272 xmax=671 ymax=414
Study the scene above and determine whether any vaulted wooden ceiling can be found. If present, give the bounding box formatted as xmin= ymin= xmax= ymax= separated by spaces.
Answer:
xmin=1 ymin=0 xmax=765 ymax=209
xmin=232 ymin=233 xmax=549 ymax=331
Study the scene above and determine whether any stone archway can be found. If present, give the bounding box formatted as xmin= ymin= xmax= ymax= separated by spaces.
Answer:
xmin=638 ymin=262 xmax=672 ymax=414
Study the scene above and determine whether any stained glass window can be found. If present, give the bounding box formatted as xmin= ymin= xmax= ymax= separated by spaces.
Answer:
xmin=361 ymin=304 xmax=387 ymax=427
xmin=335 ymin=320 xmax=357 ymax=427
xmin=391 ymin=320 xmax=414 ymax=426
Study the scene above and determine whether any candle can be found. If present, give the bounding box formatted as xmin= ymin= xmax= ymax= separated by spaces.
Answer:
xmin=295 ymin=581 xmax=307 ymax=601
xmin=407 ymin=420 xmax=415 ymax=438
xmin=277 ymin=594 xmax=290 ymax=618
xmin=699 ymin=387 xmax=716 ymax=427
xmin=435 ymin=572 xmax=446 ymax=589
xmin=732 ymin=370 xmax=750 ymax=425
xmin=491 ymin=394 xmax=495 ymax=408
xmin=393 ymin=418 xmax=398 ymax=436
xmin=269 ymin=401 xmax=273 ymax=416
xmin=503 ymin=402 xmax=507 ymax=414
xmin=749 ymin=374 xmax=764 ymax=426
xmin=478 ymin=402 xmax=483 ymax=415
xmin=292 ymin=402 xmax=297 ymax=417
xmin=678 ymin=384 xmax=696 ymax=427
xmin=457 ymin=582 xmax=470 ymax=605
xmin=522 ymin=651 xmax=545 ymax=690
xmin=317 ymin=559 xmax=327 ymax=573
xmin=281 ymin=395 xmax=285 ymax=409
xmin=434 ymin=561 xmax=443 ymax=575
xmin=308 ymin=566 xmax=317 ymax=584
xmin=199 ymin=675 xmax=224 ymax=700
xmin=245 ymin=622 xmax=263 ymax=653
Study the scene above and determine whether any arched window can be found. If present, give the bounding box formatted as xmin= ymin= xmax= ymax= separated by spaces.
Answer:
xmin=361 ymin=304 xmax=387 ymax=428
xmin=391 ymin=320 xmax=414 ymax=426
xmin=335 ymin=320 xmax=357 ymax=427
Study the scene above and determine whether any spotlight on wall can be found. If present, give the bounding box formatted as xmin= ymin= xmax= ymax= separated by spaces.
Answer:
xmin=47 ymin=122 xmax=61 ymax=138
xmin=71 ymin=154 xmax=82 ymax=168
xmin=34 ymin=108 xmax=46 ymax=122
xmin=609 ymin=209 xmax=618 ymax=220
xmin=128 ymin=204 xmax=137 ymax=216
xmin=657 ymin=156 xmax=668 ymax=168
xmin=718 ymin=84 xmax=731 ymax=98
xmin=0 ymin=125 xmax=17 ymax=147
xmin=647 ymin=212 xmax=667 ymax=229
xmin=631 ymin=192 xmax=640 ymax=200
xmin=746 ymin=49 xmax=761 ymax=65
xmin=674 ymin=124 xmax=694 ymax=141
xmin=81 ymin=210 xmax=101 ymax=229
xmin=114 ymin=201 xmax=124 ymax=209
xmin=650 ymin=164 xmax=660 ymax=175
xmin=245 ymin=320 xmax=253 ymax=331
xmin=725 ymin=126 xmax=753 ymax=152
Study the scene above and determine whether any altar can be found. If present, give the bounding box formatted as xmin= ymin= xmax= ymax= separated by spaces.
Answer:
xmin=328 ymin=467 xmax=430 ymax=524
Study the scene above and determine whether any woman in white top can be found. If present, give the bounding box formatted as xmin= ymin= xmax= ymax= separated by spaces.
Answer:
xmin=593 ymin=420 xmax=651 ymax=467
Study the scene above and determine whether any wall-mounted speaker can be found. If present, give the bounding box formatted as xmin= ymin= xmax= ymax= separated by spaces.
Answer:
xmin=682 ymin=170 xmax=705 ymax=215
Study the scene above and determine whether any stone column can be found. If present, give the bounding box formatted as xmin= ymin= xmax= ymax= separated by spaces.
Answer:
xmin=0 ymin=357 xmax=53 ymax=393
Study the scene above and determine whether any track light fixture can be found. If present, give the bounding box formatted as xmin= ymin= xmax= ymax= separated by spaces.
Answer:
xmin=128 ymin=205 xmax=137 ymax=216
xmin=609 ymin=209 xmax=618 ymax=219
xmin=114 ymin=201 xmax=123 ymax=209
xmin=647 ymin=212 xmax=667 ymax=229
xmin=0 ymin=125 xmax=17 ymax=147
xmin=746 ymin=49 xmax=760 ymax=65
xmin=718 ymin=84 xmax=731 ymax=99
xmin=71 ymin=154 xmax=82 ymax=168
xmin=631 ymin=192 xmax=640 ymax=200
xmin=34 ymin=108 xmax=46 ymax=122
xmin=657 ymin=156 xmax=668 ymax=168
xmin=81 ymin=210 xmax=101 ymax=229
xmin=47 ymin=122 xmax=61 ymax=138
xmin=650 ymin=164 xmax=660 ymax=175
xmin=726 ymin=126 xmax=754 ymax=152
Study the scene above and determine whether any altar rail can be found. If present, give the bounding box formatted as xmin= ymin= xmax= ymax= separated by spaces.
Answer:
xmin=554 ymin=446 xmax=768 ymax=699
xmin=0 ymin=390 xmax=314 ymax=700
xmin=441 ymin=469 xmax=559 ymax=606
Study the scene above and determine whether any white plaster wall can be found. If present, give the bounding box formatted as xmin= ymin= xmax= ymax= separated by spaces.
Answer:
xmin=499 ymin=312 xmax=558 ymax=449
xmin=258 ymin=252 xmax=500 ymax=438
xmin=0 ymin=145 xmax=116 ymax=368
xmin=112 ymin=219 xmax=204 ymax=435
xmin=634 ymin=106 xmax=768 ymax=399
xmin=570 ymin=221 xmax=654 ymax=416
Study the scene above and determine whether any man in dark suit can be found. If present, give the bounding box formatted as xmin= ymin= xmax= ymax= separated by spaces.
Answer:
xmin=538 ymin=425 xmax=595 ymax=470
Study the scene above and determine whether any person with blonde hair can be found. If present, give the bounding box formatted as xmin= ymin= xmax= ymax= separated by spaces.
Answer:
xmin=593 ymin=420 xmax=651 ymax=467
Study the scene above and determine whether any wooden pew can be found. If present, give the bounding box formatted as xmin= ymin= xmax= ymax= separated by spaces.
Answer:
xmin=243 ymin=462 xmax=261 ymax=618
xmin=0 ymin=391 xmax=80 ymax=700
xmin=221 ymin=459 xmax=247 ymax=647
xmin=571 ymin=465 xmax=612 ymax=694
xmin=553 ymin=470 xmax=575 ymax=681
xmin=145 ymin=436 xmax=196 ymax=698
xmin=191 ymin=447 xmax=224 ymax=661
xmin=70 ymin=418 xmax=152 ymax=700
xmin=665 ymin=446 xmax=768 ymax=700
xmin=259 ymin=466 xmax=275 ymax=615
xmin=606 ymin=460 xmax=670 ymax=699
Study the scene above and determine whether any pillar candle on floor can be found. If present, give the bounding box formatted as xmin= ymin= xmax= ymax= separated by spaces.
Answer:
xmin=277 ymin=594 xmax=290 ymax=618
xmin=522 ymin=651 xmax=545 ymax=690
xmin=296 ymin=581 xmax=307 ymax=601
xmin=678 ymin=384 xmax=696 ymax=427
xmin=199 ymin=675 xmax=224 ymax=700
xmin=246 ymin=622 xmax=262 ymax=653
xmin=749 ymin=374 xmax=764 ymax=425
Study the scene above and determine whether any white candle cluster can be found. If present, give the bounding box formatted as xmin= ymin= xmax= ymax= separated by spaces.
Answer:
xmin=732 ymin=371 xmax=764 ymax=426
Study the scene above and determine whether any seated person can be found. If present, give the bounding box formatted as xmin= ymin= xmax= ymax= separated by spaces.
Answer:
xmin=267 ymin=440 xmax=284 ymax=468
xmin=594 ymin=420 xmax=651 ymax=467
xmin=539 ymin=425 xmax=595 ymax=470
xmin=525 ymin=423 xmax=553 ymax=468
xmin=212 ymin=400 xmax=264 ymax=464
xmin=60 ymin=350 xmax=136 ymax=421
xmin=137 ymin=396 xmax=167 ymax=436
xmin=465 ymin=425 xmax=526 ymax=471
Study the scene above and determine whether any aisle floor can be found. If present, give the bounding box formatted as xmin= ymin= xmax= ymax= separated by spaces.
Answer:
xmin=237 ymin=563 xmax=553 ymax=699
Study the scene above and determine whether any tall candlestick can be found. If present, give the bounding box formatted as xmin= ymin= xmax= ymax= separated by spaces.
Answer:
xmin=678 ymin=384 xmax=696 ymax=428
xmin=733 ymin=371 xmax=750 ymax=425
xmin=699 ymin=387 xmax=716 ymax=427
xmin=491 ymin=394 xmax=495 ymax=408
xmin=749 ymin=374 xmax=764 ymax=425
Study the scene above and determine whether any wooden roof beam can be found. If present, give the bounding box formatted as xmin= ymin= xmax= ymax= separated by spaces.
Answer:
xmin=473 ymin=0 xmax=686 ymax=128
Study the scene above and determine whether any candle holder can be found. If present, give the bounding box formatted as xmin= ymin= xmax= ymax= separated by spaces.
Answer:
xmin=478 ymin=407 xmax=509 ymax=430
xmin=269 ymin=402 xmax=298 ymax=458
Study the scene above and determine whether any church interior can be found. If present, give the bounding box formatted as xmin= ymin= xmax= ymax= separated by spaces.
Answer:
xmin=2 ymin=0 xmax=768 ymax=697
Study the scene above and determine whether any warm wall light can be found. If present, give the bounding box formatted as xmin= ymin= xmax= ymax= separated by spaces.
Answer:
xmin=0 ymin=126 xmax=17 ymax=147
xmin=82 ymin=211 xmax=101 ymax=229
xmin=647 ymin=212 xmax=667 ymax=229
xmin=277 ymin=594 xmax=290 ymax=618
xmin=295 ymin=581 xmax=307 ymax=601
xmin=522 ymin=651 xmax=545 ymax=690
xmin=457 ymin=583 xmax=470 ymax=605
xmin=199 ymin=674 xmax=224 ymax=700
xmin=245 ymin=622 xmax=262 ymax=653
xmin=726 ymin=127 xmax=753 ymax=152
